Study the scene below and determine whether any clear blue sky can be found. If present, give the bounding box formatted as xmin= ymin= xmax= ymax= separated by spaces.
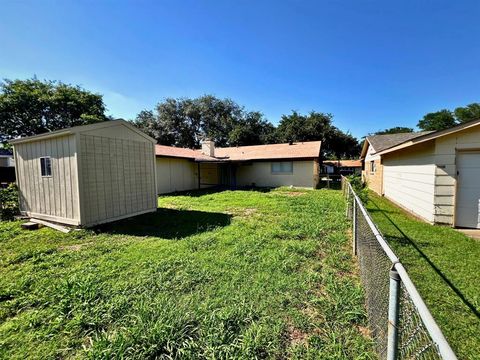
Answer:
xmin=1 ymin=1 xmax=479 ymax=139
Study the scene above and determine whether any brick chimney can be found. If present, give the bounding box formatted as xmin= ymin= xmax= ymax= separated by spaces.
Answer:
xmin=201 ymin=139 xmax=215 ymax=157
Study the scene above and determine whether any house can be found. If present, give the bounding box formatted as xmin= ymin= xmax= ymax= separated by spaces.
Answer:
xmin=360 ymin=131 xmax=432 ymax=194
xmin=10 ymin=120 xmax=157 ymax=227
xmin=322 ymin=160 xmax=362 ymax=175
xmin=360 ymin=119 xmax=480 ymax=228
xmin=155 ymin=140 xmax=322 ymax=193
xmin=0 ymin=148 xmax=16 ymax=187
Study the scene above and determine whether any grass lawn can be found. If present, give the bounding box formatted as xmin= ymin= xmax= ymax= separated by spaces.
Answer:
xmin=0 ymin=188 xmax=374 ymax=359
xmin=365 ymin=192 xmax=480 ymax=359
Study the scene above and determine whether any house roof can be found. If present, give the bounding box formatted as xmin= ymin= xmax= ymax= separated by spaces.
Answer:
xmin=9 ymin=120 xmax=156 ymax=145
xmin=155 ymin=141 xmax=322 ymax=162
xmin=215 ymin=141 xmax=321 ymax=161
xmin=323 ymin=159 xmax=362 ymax=167
xmin=155 ymin=145 xmax=218 ymax=161
xmin=376 ymin=118 xmax=480 ymax=156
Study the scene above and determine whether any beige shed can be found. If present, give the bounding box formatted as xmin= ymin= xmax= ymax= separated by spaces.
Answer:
xmin=10 ymin=120 xmax=157 ymax=227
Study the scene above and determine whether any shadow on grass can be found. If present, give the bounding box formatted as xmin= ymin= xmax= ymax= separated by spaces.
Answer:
xmin=368 ymin=197 xmax=480 ymax=320
xmin=96 ymin=208 xmax=232 ymax=239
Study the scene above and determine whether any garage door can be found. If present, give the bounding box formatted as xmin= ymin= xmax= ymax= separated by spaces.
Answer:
xmin=456 ymin=152 xmax=480 ymax=228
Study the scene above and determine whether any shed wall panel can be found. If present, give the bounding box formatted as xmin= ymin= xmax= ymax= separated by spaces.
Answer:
xmin=78 ymin=134 xmax=156 ymax=226
xmin=14 ymin=135 xmax=80 ymax=224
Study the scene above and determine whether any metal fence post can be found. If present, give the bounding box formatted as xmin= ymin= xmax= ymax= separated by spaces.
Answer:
xmin=387 ymin=265 xmax=400 ymax=360
xmin=352 ymin=198 xmax=357 ymax=255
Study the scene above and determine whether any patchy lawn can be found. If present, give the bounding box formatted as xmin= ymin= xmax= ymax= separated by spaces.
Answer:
xmin=365 ymin=192 xmax=480 ymax=359
xmin=0 ymin=188 xmax=374 ymax=359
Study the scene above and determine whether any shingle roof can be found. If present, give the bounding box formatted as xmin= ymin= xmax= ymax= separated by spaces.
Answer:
xmin=366 ymin=131 xmax=433 ymax=153
xmin=155 ymin=145 xmax=218 ymax=161
xmin=323 ymin=159 xmax=362 ymax=167
xmin=155 ymin=141 xmax=321 ymax=162
xmin=215 ymin=141 xmax=321 ymax=161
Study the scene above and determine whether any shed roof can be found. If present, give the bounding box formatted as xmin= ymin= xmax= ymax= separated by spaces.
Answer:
xmin=9 ymin=120 xmax=156 ymax=145
xmin=155 ymin=141 xmax=321 ymax=162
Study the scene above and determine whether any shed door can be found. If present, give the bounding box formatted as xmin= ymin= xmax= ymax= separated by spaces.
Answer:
xmin=456 ymin=152 xmax=480 ymax=228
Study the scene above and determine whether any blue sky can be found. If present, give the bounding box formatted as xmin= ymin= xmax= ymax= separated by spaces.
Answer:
xmin=1 ymin=0 xmax=479 ymax=139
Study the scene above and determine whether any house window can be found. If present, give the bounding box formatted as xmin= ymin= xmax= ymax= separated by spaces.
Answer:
xmin=271 ymin=161 xmax=293 ymax=174
xmin=40 ymin=157 xmax=52 ymax=177
xmin=370 ymin=160 xmax=376 ymax=173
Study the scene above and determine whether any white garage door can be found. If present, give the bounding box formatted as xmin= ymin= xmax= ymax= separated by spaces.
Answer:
xmin=456 ymin=152 xmax=480 ymax=228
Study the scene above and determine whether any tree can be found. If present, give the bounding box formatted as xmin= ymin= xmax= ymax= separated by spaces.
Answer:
xmin=454 ymin=103 xmax=480 ymax=124
xmin=229 ymin=111 xmax=277 ymax=146
xmin=0 ymin=78 xmax=107 ymax=144
xmin=374 ymin=126 xmax=413 ymax=135
xmin=417 ymin=110 xmax=456 ymax=131
xmin=275 ymin=111 xmax=360 ymax=159
xmin=133 ymin=95 xmax=276 ymax=148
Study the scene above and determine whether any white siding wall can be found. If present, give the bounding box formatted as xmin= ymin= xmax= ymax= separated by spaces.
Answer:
xmin=78 ymin=133 xmax=157 ymax=226
xmin=14 ymin=135 xmax=80 ymax=224
xmin=383 ymin=143 xmax=436 ymax=223
xmin=156 ymin=157 xmax=198 ymax=194
xmin=433 ymin=126 xmax=480 ymax=225
xmin=236 ymin=160 xmax=315 ymax=188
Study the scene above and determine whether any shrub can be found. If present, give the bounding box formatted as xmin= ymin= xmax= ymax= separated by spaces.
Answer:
xmin=0 ymin=183 xmax=19 ymax=220
xmin=347 ymin=174 xmax=368 ymax=204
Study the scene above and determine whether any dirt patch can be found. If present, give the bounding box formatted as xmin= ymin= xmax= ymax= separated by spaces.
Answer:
xmin=59 ymin=242 xmax=92 ymax=252
xmin=278 ymin=192 xmax=306 ymax=197
xmin=226 ymin=207 xmax=258 ymax=217
xmin=287 ymin=325 xmax=309 ymax=347
xmin=357 ymin=325 xmax=371 ymax=339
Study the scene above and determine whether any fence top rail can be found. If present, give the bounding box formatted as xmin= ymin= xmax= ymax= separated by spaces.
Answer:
xmin=341 ymin=176 xmax=458 ymax=360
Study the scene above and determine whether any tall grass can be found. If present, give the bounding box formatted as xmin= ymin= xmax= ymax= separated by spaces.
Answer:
xmin=0 ymin=188 xmax=374 ymax=359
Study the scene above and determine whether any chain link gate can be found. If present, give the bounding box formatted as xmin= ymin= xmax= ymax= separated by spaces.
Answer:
xmin=341 ymin=177 xmax=457 ymax=360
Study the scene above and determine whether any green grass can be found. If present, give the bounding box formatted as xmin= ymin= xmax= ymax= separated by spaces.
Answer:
xmin=0 ymin=188 xmax=374 ymax=359
xmin=365 ymin=192 xmax=480 ymax=359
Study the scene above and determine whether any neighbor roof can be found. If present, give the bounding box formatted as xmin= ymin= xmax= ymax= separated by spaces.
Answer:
xmin=155 ymin=141 xmax=321 ymax=162
xmin=323 ymin=159 xmax=362 ymax=167
xmin=376 ymin=118 xmax=480 ymax=156
xmin=366 ymin=132 xmax=433 ymax=154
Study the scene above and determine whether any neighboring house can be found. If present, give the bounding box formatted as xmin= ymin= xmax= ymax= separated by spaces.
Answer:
xmin=0 ymin=148 xmax=16 ymax=186
xmin=360 ymin=119 xmax=480 ymax=228
xmin=322 ymin=160 xmax=362 ymax=175
xmin=10 ymin=120 xmax=157 ymax=227
xmin=360 ymin=132 xmax=432 ymax=194
xmin=155 ymin=140 xmax=322 ymax=193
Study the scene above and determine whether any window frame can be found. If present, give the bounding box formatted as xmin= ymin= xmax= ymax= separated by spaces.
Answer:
xmin=271 ymin=161 xmax=293 ymax=174
xmin=40 ymin=156 xmax=52 ymax=177
xmin=370 ymin=160 xmax=376 ymax=174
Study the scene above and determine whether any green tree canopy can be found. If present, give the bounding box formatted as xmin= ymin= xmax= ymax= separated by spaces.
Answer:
xmin=417 ymin=109 xmax=456 ymax=131
xmin=133 ymin=95 xmax=276 ymax=148
xmin=275 ymin=111 xmax=360 ymax=159
xmin=374 ymin=126 xmax=413 ymax=135
xmin=0 ymin=78 xmax=107 ymax=144
xmin=454 ymin=103 xmax=480 ymax=124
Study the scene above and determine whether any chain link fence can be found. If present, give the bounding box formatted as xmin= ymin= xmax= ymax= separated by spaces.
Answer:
xmin=342 ymin=177 xmax=457 ymax=360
